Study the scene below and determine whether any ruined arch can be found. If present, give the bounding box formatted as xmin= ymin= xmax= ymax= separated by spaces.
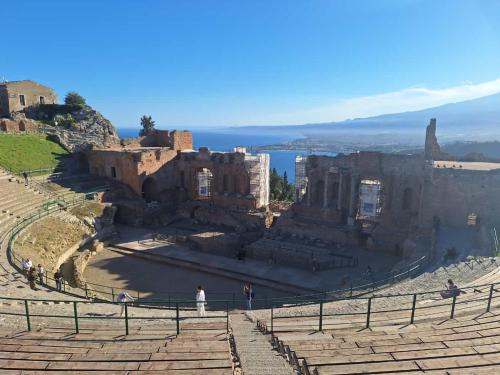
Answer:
xmin=18 ymin=120 xmax=26 ymax=132
xmin=402 ymin=187 xmax=413 ymax=211
xmin=0 ymin=121 xmax=7 ymax=132
xmin=142 ymin=177 xmax=159 ymax=202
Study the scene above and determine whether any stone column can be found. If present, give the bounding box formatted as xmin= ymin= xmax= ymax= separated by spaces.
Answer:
xmin=306 ymin=181 xmax=312 ymax=207
xmin=337 ymin=172 xmax=343 ymax=211
xmin=348 ymin=174 xmax=358 ymax=217
xmin=323 ymin=172 xmax=329 ymax=209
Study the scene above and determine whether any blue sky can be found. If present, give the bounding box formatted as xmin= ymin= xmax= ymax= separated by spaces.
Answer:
xmin=2 ymin=0 xmax=500 ymax=128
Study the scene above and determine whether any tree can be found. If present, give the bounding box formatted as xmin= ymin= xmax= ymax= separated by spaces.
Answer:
xmin=270 ymin=168 xmax=295 ymax=202
xmin=139 ymin=115 xmax=156 ymax=136
xmin=64 ymin=92 xmax=86 ymax=106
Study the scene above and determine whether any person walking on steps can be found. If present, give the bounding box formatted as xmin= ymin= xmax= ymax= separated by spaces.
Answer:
xmin=27 ymin=267 xmax=37 ymax=290
xmin=117 ymin=291 xmax=134 ymax=316
xmin=54 ymin=268 xmax=64 ymax=292
xmin=37 ymin=264 xmax=45 ymax=286
xmin=196 ymin=285 xmax=207 ymax=317
xmin=243 ymin=283 xmax=254 ymax=310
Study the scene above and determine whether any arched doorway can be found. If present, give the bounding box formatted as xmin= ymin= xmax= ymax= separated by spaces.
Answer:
xmin=18 ymin=121 xmax=26 ymax=132
xmin=196 ymin=168 xmax=214 ymax=199
xmin=142 ymin=177 xmax=159 ymax=202
xmin=0 ymin=121 xmax=7 ymax=132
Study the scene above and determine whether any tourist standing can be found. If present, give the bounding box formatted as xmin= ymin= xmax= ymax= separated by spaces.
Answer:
xmin=22 ymin=171 xmax=28 ymax=186
xmin=37 ymin=264 xmax=45 ymax=286
xmin=243 ymin=283 xmax=254 ymax=310
xmin=54 ymin=269 xmax=63 ymax=292
xmin=196 ymin=285 xmax=206 ymax=317
xmin=117 ymin=291 xmax=134 ymax=316
xmin=22 ymin=258 xmax=32 ymax=279
xmin=27 ymin=267 xmax=37 ymax=290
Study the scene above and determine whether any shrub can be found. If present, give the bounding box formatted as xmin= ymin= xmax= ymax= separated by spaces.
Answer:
xmin=64 ymin=91 xmax=86 ymax=106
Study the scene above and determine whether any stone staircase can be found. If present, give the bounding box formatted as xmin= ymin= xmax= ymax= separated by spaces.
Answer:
xmin=230 ymin=313 xmax=294 ymax=375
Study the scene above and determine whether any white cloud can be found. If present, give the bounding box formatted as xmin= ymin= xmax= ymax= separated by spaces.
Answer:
xmin=254 ymin=78 xmax=500 ymax=125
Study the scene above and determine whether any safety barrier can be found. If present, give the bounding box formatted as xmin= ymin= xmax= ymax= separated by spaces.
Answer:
xmin=259 ymin=280 xmax=500 ymax=334
xmin=0 ymin=295 xmax=229 ymax=336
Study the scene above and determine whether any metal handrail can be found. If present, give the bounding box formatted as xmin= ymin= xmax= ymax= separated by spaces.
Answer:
xmin=0 ymin=296 xmax=230 ymax=335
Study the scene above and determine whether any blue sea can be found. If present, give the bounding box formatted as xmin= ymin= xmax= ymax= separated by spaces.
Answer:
xmin=118 ymin=128 xmax=336 ymax=183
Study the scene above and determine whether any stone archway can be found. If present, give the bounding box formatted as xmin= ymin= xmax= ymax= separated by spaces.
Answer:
xmin=18 ymin=120 xmax=26 ymax=132
xmin=142 ymin=177 xmax=159 ymax=202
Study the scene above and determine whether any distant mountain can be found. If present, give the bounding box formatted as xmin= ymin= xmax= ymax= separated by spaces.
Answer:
xmin=233 ymin=93 xmax=500 ymax=144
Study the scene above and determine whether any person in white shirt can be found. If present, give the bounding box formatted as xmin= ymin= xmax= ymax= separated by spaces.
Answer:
xmin=196 ymin=285 xmax=206 ymax=317
xmin=23 ymin=259 xmax=32 ymax=278
xmin=117 ymin=291 xmax=134 ymax=316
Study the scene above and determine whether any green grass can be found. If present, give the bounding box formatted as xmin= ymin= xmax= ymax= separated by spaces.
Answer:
xmin=0 ymin=134 xmax=69 ymax=174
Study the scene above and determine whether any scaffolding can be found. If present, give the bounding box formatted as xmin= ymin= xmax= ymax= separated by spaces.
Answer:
xmin=295 ymin=155 xmax=308 ymax=202
xmin=245 ymin=153 xmax=270 ymax=208
xmin=358 ymin=179 xmax=383 ymax=219
xmin=197 ymin=168 xmax=213 ymax=198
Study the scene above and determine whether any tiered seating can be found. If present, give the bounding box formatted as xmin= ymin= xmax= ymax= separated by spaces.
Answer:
xmin=0 ymin=322 xmax=235 ymax=374
xmin=264 ymin=312 xmax=500 ymax=374
xmin=0 ymin=171 xmax=48 ymax=239
xmin=256 ymin=273 xmax=500 ymax=374
xmin=31 ymin=173 xmax=111 ymax=203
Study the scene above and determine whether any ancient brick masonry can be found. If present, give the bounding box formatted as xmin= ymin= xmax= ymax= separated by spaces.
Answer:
xmin=88 ymin=130 xmax=270 ymax=210
xmin=286 ymin=119 xmax=500 ymax=254
xmin=0 ymin=118 xmax=39 ymax=133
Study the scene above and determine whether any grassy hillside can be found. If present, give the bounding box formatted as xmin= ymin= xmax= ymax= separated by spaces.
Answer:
xmin=0 ymin=134 xmax=69 ymax=173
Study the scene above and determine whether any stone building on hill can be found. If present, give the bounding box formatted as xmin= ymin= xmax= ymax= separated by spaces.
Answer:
xmin=0 ymin=80 xmax=57 ymax=117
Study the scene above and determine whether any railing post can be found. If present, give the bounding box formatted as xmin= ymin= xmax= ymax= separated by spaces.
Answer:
xmin=137 ymin=291 xmax=140 ymax=303
xmin=271 ymin=306 xmax=274 ymax=334
xmin=226 ymin=302 xmax=229 ymax=333
xmin=45 ymin=271 xmax=48 ymax=286
xmin=111 ymin=288 xmax=115 ymax=302
xmin=24 ymin=300 xmax=31 ymax=331
xmin=124 ymin=303 xmax=129 ymax=335
xmin=366 ymin=298 xmax=372 ymax=328
xmin=410 ymin=294 xmax=417 ymax=324
xmin=350 ymin=282 xmax=353 ymax=297
xmin=73 ymin=301 xmax=79 ymax=334
xmin=176 ymin=303 xmax=180 ymax=335
xmin=319 ymin=302 xmax=323 ymax=332
xmin=85 ymin=283 xmax=88 ymax=298
xmin=450 ymin=295 xmax=457 ymax=319
xmin=487 ymin=284 xmax=494 ymax=313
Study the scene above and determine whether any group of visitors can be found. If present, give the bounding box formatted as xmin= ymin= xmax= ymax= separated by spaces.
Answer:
xmin=21 ymin=258 xmax=64 ymax=292
xmin=21 ymin=259 xmax=44 ymax=291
